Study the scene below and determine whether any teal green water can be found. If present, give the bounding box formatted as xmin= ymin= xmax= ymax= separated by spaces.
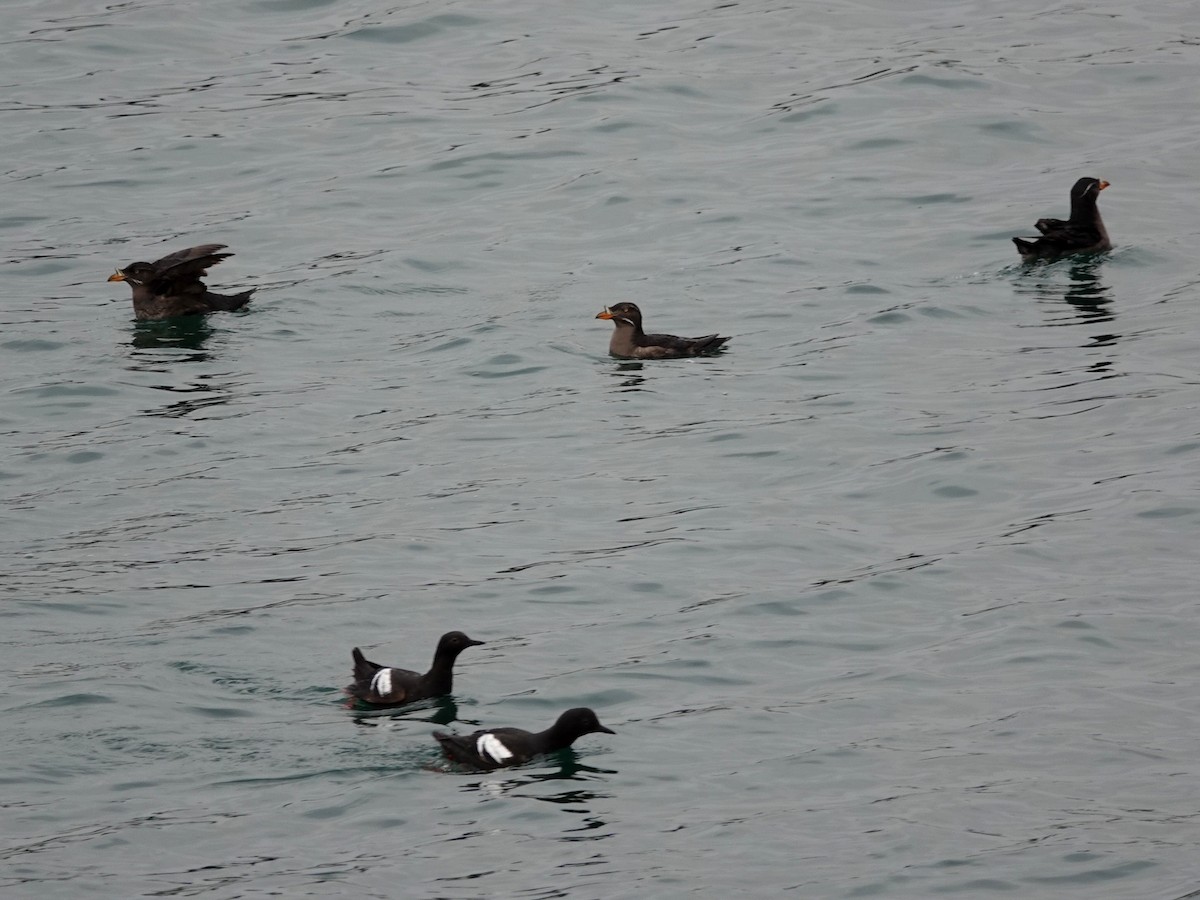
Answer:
xmin=4 ymin=0 xmax=1200 ymax=896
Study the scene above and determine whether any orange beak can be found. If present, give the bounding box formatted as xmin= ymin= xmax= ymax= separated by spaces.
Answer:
xmin=1098 ymin=180 xmax=1110 ymax=190
xmin=107 ymin=270 xmax=127 ymax=282
xmin=595 ymin=308 xmax=615 ymax=320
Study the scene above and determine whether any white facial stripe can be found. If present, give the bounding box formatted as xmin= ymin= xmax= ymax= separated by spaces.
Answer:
xmin=477 ymin=733 xmax=513 ymax=763
xmin=370 ymin=668 xmax=393 ymax=697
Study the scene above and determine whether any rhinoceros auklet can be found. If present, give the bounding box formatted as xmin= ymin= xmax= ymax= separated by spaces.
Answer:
xmin=595 ymin=302 xmax=729 ymax=359
xmin=1013 ymin=177 xmax=1111 ymax=261
xmin=107 ymin=244 xmax=254 ymax=320
xmin=433 ymin=707 xmax=615 ymax=770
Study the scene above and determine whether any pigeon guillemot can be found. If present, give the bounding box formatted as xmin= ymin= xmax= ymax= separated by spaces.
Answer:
xmin=107 ymin=244 xmax=254 ymax=320
xmin=345 ymin=631 xmax=484 ymax=708
xmin=433 ymin=707 xmax=615 ymax=770
xmin=595 ymin=302 xmax=729 ymax=359
xmin=1012 ymin=177 xmax=1112 ymax=261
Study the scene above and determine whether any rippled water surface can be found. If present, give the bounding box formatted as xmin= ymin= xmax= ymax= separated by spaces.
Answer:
xmin=4 ymin=0 xmax=1200 ymax=896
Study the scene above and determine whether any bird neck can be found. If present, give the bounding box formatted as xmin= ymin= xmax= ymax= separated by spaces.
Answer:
xmin=424 ymin=651 xmax=459 ymax=690
xmin=1069 ymin=193 xmax=1100 ymax=223
xmin=540 ymin=719 xmax=582 ymax=749
xmin=609 ymin=320 xmax=643 ymax=356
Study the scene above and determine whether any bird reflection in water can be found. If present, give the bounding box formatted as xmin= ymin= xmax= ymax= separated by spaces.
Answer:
xmin=129 ymin=370 xmax=237 ymax=420
xmin=351 ymin=695 xmax=462 ymax=728
xmin=1061 ymin=260 xmax=1115 ymax=326
xmin=456 ymin=755 xmax=614 ymax=802
xmin=129 ymin=316 xmax=215 ymax=354
xmin=1020 ymin=257 xmax=1119 ymax=341
xmin=451 ymin=753 xmax=613 ymax=782
xmin=126 ymin=319 xmax=247 ymax=418
xmin=608 ymin=361 xmax=646 ymax=391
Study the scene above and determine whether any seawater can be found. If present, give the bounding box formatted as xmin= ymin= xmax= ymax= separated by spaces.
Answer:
xmin=3 ymin=0 xmax=1200 ymax=896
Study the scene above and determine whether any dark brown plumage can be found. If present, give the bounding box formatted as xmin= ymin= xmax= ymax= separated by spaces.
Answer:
xmin=433 ymin=707 xmax=615 ymax=770
xmin=595 ymin=302 xmax=729 ymax=359
xmin=1013 ymin=177 xmax=1111 ymax=261
xmin=107 ymin=244 xmax=253 ymax=320
xmin=345 ymin=632 xmax=484 ymax=708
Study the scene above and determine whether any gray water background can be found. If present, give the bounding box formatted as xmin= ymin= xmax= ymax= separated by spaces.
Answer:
xmin=3 ymin=0 xmax=1200 ymax=896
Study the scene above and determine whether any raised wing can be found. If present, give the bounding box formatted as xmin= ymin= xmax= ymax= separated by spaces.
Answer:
xmin=151 ymin=244 xmax=233 ymax=281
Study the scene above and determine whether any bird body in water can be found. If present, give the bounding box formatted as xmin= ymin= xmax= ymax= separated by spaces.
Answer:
xmin=595 ymin=302 xmax=729 ymax=359
xmin=345 ymin=632 xmax=484 ymax=708
xmin=1012 ymin=177 xmax=1111 ymax=261
xmin=107 ymin=244 xmax=253 ymax=320
xmin=433 ymin=707 xmax=615 ymax=770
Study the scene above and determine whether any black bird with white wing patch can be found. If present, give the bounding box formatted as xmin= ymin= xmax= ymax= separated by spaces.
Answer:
xmin=346 ymin=631 xmax=483 ymax=708
xmin=433 ymin=707 xmax=615 ymax=770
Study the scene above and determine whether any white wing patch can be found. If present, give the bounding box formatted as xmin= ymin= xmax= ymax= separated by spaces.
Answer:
xmin=370 ymin=668 xmax=394 ymax=697
xmin=477 ymin=733 xmax=514 ymax=764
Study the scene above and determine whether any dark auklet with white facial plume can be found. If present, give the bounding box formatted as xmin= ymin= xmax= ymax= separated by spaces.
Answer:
xmin=595 ymin=302 xmax=729 ymax=359
xmin=1013 ymin=177 xmax=1111 ymax=261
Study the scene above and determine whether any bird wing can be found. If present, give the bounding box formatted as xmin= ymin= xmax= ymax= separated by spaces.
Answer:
xmin=1029 ymin=222 xmax=1103 ymax=256
xmin=1034 ymin=217 xmax=1068 ymax=235
xmin=639 ymin=332 xmax=727 ymax=358
xmin=151 ymin=244 xmax=233 ymax=281
xmin=643 ymin=332 xmax=696 ymax=351
xmin=346 ymin=648 xmax=421 ymax=704
xmin=433 ymin=731 xmax=485 ymax=766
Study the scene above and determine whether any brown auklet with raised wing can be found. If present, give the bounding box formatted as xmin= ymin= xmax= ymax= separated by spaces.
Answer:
xmin=107 ymin=244 xmax=254 ymax=320
xmin=1013 ymin=177 xmax=1111 ymax=261
xmin=595 ymin=302 xmax=729 ymax=359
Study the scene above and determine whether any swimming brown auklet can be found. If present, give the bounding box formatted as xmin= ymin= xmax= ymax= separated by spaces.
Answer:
xmin=345 ymin=631 xmax=484 ymax=708
xmin=595 ymin=302 xmax=730 ymax=359
xmin=1012 ymin=177 xmax=1111 ymax=261
xmin=106 ymin=244 xmax=254 ymax=320
xmin=433 ymin=707 xmax=615 ymax=770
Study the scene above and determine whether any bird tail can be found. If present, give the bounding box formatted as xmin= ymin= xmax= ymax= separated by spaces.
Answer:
xmin=207 ymin=289 xmax=254 ymax=312
xmin=1012 ymin=237 xmax=1037 ymax=258
xmin=351 ymin=647 xmax=380 ymax=682
xmin=432 ymin=732 xmax=473 ymax=765
xmin=696 ymin=335 xmax=730 ymax=355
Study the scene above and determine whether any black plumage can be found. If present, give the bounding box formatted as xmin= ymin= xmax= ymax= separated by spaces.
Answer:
xmin=1012 ymin=177 xmax=1111 ymax=261
xmin=433 ymin=707 xmax=615 ymax=770
xmin=345 ymin=631 xmax=483 ymax=708
xmin=107 ymin=244 xmax=254 ymax=320
xmin=595 ymin=302 xmax=729 ymax=359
